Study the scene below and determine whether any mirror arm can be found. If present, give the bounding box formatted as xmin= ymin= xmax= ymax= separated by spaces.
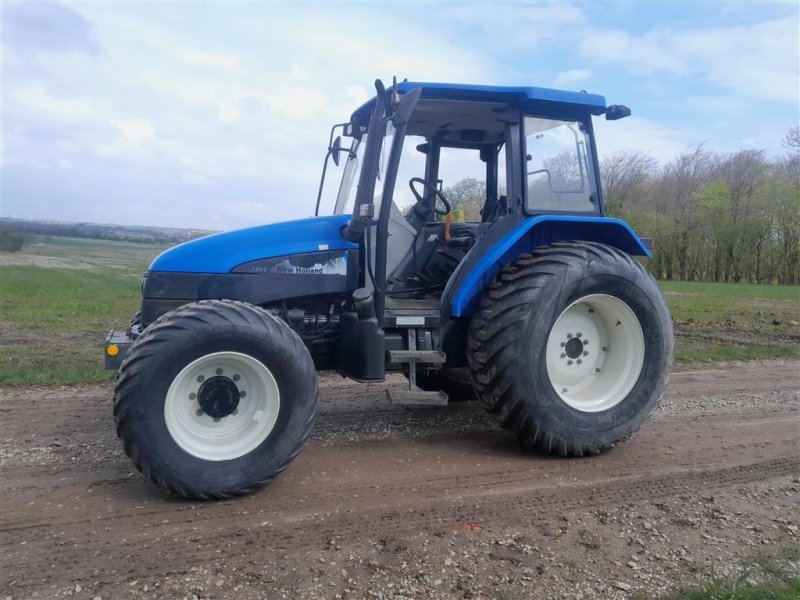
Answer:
xmin=314 ymin=148 xmax=335 ymax=217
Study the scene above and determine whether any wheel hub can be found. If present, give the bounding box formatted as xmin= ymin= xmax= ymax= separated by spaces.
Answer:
xmin=545 ymin=294 xmax=645 ymax=412
xmin=564 ymin=337 xmax=584 ymax=359
xmin=197 ymin=376 xmax=240 ymax=419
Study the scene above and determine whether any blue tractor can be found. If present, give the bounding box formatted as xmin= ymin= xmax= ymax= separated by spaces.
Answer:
xmin=106 ymin=79 xmax=673 ymax=499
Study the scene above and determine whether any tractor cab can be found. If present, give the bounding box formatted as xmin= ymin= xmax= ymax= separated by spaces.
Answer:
xmin=312 ymin=81 xmax=643 ymax=389
xmin=322 ymin=82 xmax=610 ymax=297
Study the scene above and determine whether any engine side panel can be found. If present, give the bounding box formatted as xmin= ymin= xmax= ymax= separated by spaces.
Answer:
xmin=141 ymin=249 xmax=358 ymax=325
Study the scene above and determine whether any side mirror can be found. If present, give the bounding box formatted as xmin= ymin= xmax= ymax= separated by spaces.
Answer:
xmin=392 ymin=87 xmax=422 ymax=126
xmin=606 ymin=105 xmax=631 ymax=121
xmin=331 ymin=136 xmax=342 ymax=167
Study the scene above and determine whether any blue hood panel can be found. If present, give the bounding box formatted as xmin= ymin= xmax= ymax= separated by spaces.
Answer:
xmin=150 ymin=214 xmax=356 ymax=273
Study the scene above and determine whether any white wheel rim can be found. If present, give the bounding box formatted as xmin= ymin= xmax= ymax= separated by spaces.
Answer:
xmin=545 ymin=294 xmax=645 ymax=412
xmin=164 ymin=351 xmax=280 ymax=461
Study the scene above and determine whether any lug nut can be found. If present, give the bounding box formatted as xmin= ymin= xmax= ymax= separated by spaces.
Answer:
xmin=239 ymin=391 xmax=247 ymax=398
xmin=567 ymin=359 xmax=573 ymax=365
xmin=560 ymin=342 xmax=566 ymax=347
xmin=232 ymin=409 xmax=238 ymax=415
xmin=562 ymin=388 xmax=568 ymax=393
xmin=197 ymin=375 xmax=204 ymax=383
xmin=189 ymin=392 xmax=196 ymax=400
xmin=576 ymin=359 xmax=582 ymax=365
xmin=583 ymin=339 xmax=589 ymax=345
xmin=583 ymin=351 xmax=589 ymax=356
xmin=233 ymin=374 xmax=240 ymax=382
xmin=602 ymin=346 xmax=608 ymax=352
xmin=567 ymin=333 xmax=573 ymax=339
xmin=213 ymin=417 xmax=221 ymax=423
xmin=588 ymin=308 xmax=595 ymax=314
xmin=576 ymin=332 xmax=582 ymax=337
xmin=195 ymin=409 xmax=203 ymax=416
xmin=560 ymin=353 xmax=566 ymax=358
xmin=216 ymin=368 xmax=223 ymax=375
xmin=595 ymin=368 xmax=601 ymax=373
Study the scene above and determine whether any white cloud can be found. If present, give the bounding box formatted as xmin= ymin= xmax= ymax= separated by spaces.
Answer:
xmin=580 ymin=16 xmax=799 ymax=104
xmin=177 ymin=49 xmax=240 ymax=70
xmin=256 ymin=88 xmax=328 ymax=118
xmin=11 ymin=85 xmax=96 ymax=122
xmin=554 ymin=69 xmax=592 ymax=88
xmin=111 ymin=118 xmax=154 ymax=142
xmin=443 ymin=2 xmax=587 ymax=52
xmin=580 ymin=29 xmax=684 ymax=75
xmin=593 ymin=116 xmax=701 ymax=162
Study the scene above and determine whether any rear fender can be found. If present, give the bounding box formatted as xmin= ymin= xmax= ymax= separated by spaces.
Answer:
xmin=449 ymin=215 xmax=651 ymax=317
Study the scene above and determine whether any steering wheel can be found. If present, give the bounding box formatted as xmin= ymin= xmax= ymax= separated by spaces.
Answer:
xmin=409 ymin=177 xmax=451 ymax=216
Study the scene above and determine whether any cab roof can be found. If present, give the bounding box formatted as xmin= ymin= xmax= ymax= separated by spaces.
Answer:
xmin=350 ymin=81 xmax=608 ymax=129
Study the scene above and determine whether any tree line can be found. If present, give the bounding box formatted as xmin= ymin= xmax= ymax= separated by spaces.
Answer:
xmin=0 ymin=218 xmax=214 ymax=250
xmin=602 ymin=129 xmax=799 ymax=284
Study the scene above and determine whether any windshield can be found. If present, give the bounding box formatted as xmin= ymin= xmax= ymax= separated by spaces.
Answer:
xmin=333 ymin=121 xmax=396 ymax=215
xmin=524 ymin=116 xmax=597 ymax=213
xmin=333 ymin=135 xmax=364 ymax=214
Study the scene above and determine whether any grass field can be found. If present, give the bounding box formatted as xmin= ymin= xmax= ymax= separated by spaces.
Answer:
xmin=1 ymin=237 xmax=164 ymax=385
xmin=662 ymin=280 xmax=800 ymax=362
xmin=1 ymin=237 xmax=798 ymax=386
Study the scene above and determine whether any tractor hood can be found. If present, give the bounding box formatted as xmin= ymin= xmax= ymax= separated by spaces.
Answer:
xmin=149 ymin=214 xmax=356 ymax=274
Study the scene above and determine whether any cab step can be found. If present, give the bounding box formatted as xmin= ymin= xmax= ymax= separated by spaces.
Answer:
xmin=387 ymin=349 xmax=446 ymax=364
xmin=386 ymin=328 xmax=449 ymax=406
xmin=386 ymin=388 xmax=448 ymax=406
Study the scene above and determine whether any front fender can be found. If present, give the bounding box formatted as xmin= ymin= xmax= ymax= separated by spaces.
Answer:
xmin=450 ymin=215 xmax=651 ymax=317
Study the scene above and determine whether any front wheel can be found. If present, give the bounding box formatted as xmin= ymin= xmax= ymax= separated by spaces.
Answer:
xmin=114 ymin=300 xmax=318 ymax=499
xmin=467 ymin=242 xmax=673 ymax=456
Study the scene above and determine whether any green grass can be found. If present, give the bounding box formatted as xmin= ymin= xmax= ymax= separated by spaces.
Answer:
xmin=0 ymin=238 xmax=798 ymax=386
xmin=659 ymin=280 xmax=800 ymax=362
xmin=665 ymin=546 xmax=800 ymax=600
xmin=666 ymin=578 xmax=799 ymax=600
xmin=660 ymin=280 xmax=800 ymax=302
xmin=0 ymin=237 xmax=162 ymax=385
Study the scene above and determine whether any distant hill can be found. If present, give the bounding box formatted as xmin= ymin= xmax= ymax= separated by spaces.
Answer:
xmin=0 ymin=218 xmax=217 ymax=245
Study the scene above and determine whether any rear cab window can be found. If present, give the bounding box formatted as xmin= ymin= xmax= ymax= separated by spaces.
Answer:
xmin=523 ymin=117 xmax=598 ymax=214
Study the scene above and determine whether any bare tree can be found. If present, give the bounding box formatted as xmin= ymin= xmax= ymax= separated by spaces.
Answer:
xmin=600 ymin=150 xmax=658 ymax=209
xmin=442 ymin=178 xmax=486 ymax=221
xmin=782 ymin=126 xmax=800 ymax=150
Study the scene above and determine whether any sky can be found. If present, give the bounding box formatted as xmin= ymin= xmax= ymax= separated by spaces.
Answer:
xmin=2 ymin=1 xmax=798 ymax=230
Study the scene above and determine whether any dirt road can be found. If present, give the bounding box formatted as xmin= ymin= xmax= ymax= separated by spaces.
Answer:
xmin=1 ymin=360 xmax=798 ymax=600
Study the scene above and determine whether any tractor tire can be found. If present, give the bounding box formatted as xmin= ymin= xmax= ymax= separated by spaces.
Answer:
xmin=114 ymin=299 xmax=318 ymax=499
xmin=414 ymin=368 xmax=477 ymax=402
xmin=467 ymin=242 xmax=672 ymax=456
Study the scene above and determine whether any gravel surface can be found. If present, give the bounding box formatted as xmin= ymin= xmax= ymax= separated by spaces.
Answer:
xmin=1 ymin=359 xmax=798 ymax=600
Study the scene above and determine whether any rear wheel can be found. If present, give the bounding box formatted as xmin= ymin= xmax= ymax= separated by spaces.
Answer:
xmin=114 ymin=299 xmax=317 ymax=499
xmin=467 ymin=242 xmax=672 ymax=456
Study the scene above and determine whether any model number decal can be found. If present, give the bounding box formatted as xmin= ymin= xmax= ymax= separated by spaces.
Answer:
xmin=270 ymin=256 xmax=347 ymax=275
xmin=234 ymin=251 xmax=348 ymax=276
